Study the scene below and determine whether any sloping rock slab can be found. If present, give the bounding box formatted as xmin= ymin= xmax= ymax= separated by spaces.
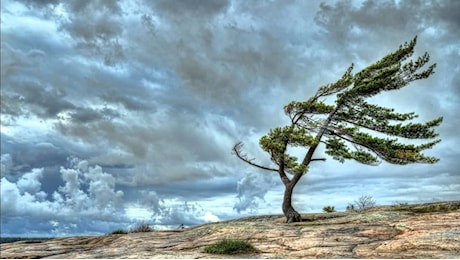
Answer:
xmin=1 ymin=201 xmax=459 ymax=258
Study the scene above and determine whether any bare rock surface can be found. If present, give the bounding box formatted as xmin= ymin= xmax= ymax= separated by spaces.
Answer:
xmin=1 ymin=201 xmax=459 ymax=258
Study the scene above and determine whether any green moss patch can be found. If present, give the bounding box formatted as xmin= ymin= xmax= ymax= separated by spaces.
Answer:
xmin=204 ymin=239 xmax=258 ymax=255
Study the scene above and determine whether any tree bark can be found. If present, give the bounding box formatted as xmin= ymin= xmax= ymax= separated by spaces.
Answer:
xmin=282 ymin=183 xmax=302 ymax=223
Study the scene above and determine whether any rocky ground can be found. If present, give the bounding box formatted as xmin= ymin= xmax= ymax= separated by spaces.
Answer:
xmin=1 ymin=201 xmax=459 ymax=259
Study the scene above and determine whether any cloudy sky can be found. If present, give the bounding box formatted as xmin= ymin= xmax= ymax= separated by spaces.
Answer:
xmin=1 ymin=0 xmax=459 ymax=237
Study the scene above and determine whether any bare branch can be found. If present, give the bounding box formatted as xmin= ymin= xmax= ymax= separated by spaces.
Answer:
xmin=311 ymin=158 xmax=327 ymax=162
xmin=232 ymin=142 xmax=278 ymax=172
xmin=302 ymin=106 xmax=341 ymax=166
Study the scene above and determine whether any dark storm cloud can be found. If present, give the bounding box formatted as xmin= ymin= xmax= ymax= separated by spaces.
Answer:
xmin=42 ymin=4 xmax=304 ymax=184
xmin=425 ymin=0 xmax=460 ymax=37
xmin=54 ymin=111 xmax=228 ymax=164
xmin=66 ymin=0 xmax=122 ymax=15
xmin=60 ymin=12 xmax=122 ymax=42
xmin=2 ymin=81 xmax=73 ymax=121
xmin=315 ymin=0 xmax=420 ymax=39
xmin=171 ymin=31 xmax=303 ymax=107
xmin=141 ymin=177 xmax=237 ymax=201
xmin=151 ymin=0 xmax=230 ymax=17
xmin=16 ymin=81 xmax=75 ymax=118
xmin=0 ymin=44 xmax=46 ymax=78
xmin=98 ymin=85 xmax=157 ymax=112
xmin=14 ymin=0 xmax=60 ymax=8
xmin=1 ymin=135 xmax=70 ymax=175
xmin=68 ymin=106 xmax=120 ymax=123
xmin=314 ymin=0 xmax=460 ymax=51
xmin=121 ymin=1 xmax=320 ymax=127
xmin=24 ymin=0 xmax=126 ymax=66
xmin=1 ymin=43 xmax=73 ymax=121
xmin=1 ymin=51 xmax=124 ymax=124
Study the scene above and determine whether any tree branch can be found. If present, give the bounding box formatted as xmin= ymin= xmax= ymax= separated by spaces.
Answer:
xmin=311 ymin=158 xmax=327 ymax=162
xmin=327 ymin=130 xmax=385 ymax=163
xmin=302 ymin=106 xmax=341 ymax=166
xmin=232 ymin=142 xmax=278 ymax=172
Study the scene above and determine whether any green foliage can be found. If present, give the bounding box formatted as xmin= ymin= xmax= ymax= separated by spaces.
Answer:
xmin=233 ymin=37 xmax=443 ymax=222
xmin=259 ymin=125 xmax=315 ymax=174
xmin=284 ymin=100 xmax=335 ymax=118
xmin=255 ymin=36 xmax=442 ymax=175
xmin=110 ymin=229 xmax=128 ymax=234
xmin=129 ymin=222 xmax=154 ymax=233
xmin=325 ymin=137 xmax=379 ymax=164
xmin=325 ymin=130 xmax=441 ymax=165
xmin=204 ymin=239 xmax=258 ymax=255
xmin=322 ymin=37 xmax=442 ymax=165
xmin=322 ymin=206 xmax=336 ymax=213
xmin=343 ymin=37 xmax=435 ymax=100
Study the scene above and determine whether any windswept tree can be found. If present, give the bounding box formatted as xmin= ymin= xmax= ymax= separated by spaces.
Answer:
xmin=232 ymin=37 xmax=443 ymax=223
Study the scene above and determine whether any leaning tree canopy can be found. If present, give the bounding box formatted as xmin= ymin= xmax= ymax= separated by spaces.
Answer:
xmin=258 ymin=36 xmax=442 ymax=168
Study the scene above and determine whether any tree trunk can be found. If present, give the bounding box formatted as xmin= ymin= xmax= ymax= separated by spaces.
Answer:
xmin=282 ymin=183 xmax=302 ymax=223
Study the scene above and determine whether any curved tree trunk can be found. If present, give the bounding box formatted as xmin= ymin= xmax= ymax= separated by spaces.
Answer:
xmin=282 ymin=183 xmax=302 ymax=223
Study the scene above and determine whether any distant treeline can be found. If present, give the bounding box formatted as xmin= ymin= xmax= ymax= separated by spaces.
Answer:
xmin=1 ymin=237 xmax=54 ymax=244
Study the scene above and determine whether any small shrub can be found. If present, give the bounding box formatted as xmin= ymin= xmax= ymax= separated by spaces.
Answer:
xmin=110 ymin=229 xmax=128 ymax=234
xmin=130 ymin=222 xmax=154 ymax=233
xmin=354 ymin=195 xmax=376 ymax=210
xmin=346 ymin=203 xmax=356 ymax=211
xmin=394 ymin=201 xmax=409 ymax=207
xmin=322 ymin=206 xmax=336 ymax=213
xmin=204 ymin=239 xmax=258 ymax=255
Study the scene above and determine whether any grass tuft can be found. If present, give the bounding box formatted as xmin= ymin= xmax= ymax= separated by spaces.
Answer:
xmin=204 ymin=239 xmax=258 ymax=255
xmin=130 ymin=222 xmax=154 ymax=233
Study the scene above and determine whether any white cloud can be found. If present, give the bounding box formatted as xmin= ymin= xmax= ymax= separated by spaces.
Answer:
xmin=1 ymin=157 xmax=230 ymax=236
xmin=1 ymin=159 xmax=127 ymax=236
xmin=202 ymin=211 xmax=220 ymax=223
xmin=1 ymin=177 xmax=25 ymax=216
xmin=125 ymin=205 xmax=152 ymax=220
xmin=1 ymin=173 xmax=54 ymax=218
xmin=16 ymin=168 xmax=44 ymax=195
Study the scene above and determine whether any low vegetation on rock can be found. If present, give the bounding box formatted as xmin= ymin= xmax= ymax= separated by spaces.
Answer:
xmin=204 ymin=239 xmax=258 ymax=255
xmin=346 ymin=195 xmax=377 ymax=211
xmin=322 ymin=206 xmax=336 ymax=213
xmin=110 ymin=229 xmax=128 ymax=235
xmin=354 ymin=195 xmax=377 ymax=209
xmin=392 ymin=201 xmax=460 ymax=213
xmin=129 ymin=222 xmax=154 ymax=233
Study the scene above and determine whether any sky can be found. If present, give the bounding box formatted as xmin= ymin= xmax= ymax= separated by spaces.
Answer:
xmin=1 ymin=0 xmax=459 ymax=237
